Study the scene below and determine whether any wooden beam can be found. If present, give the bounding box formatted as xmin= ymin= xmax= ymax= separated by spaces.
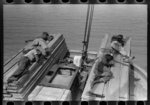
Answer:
xmin=4 ymin=34 xmax=69 ymax=100
xmin=81 ymin=34 xmax=109 ymax=100
xmin=101 ymin=38 xmax=131 ymax=101
xmin=119 ymin=38 xmax=131 ymax=100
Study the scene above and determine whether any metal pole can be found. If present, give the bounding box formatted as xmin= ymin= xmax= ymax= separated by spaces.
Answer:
xmin=81 ymin=4 xmax=94 ymax=71
xmin=82 ymin=5 xmax=91 ymax=61
xmin=85 ymin=5 xmax=94 ymax=53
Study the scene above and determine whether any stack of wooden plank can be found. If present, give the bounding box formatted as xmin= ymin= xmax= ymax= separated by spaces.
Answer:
xmin=3 ymin=34 xmax=68 ymax=100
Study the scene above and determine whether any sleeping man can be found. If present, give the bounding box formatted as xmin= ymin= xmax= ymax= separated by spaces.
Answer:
xmin=90 ymin=54 xmax=114 ymax=91
xmin=7 ymin=48 xmax=42 ymax=83
xmin=25 ymin=32 xmax=54 ymax=56
xmin=110 ymin=34 xmax=134 ymax=63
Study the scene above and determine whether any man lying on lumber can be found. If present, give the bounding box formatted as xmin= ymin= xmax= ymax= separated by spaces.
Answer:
xmin=110 ymin=34 xmax=134 ymax=63
xmin=24 ymin=32 xmax=54 ymax=56
xmin=90 ymin=54 xmax=114 ymax=92
xmin=7 ymin=48 xmax=42 ymax=83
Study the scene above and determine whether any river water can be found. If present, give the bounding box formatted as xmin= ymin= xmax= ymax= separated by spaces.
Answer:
xmin=4 ymin=4 xmax=147 ymax=71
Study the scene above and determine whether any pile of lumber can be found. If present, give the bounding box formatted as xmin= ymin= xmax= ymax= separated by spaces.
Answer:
xmin=3 ymin=34 xmax=68 ymax=100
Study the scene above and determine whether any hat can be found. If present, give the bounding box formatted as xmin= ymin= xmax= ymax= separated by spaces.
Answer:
xmin=48 ymin=35 xmax=54 ymax=41
xmin=42 ymin=32 xmax=49 ymax=36
xmin=41 ymin=32 xmax=49 ymax=40
xmin=105 ymin=54 xmax=114 ymax=62
xmin=117 ymin=34 xmax=123 ymax=40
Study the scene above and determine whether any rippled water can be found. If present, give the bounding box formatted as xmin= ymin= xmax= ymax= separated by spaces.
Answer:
xmin=4 ymin=4 xmax=147 ymax=71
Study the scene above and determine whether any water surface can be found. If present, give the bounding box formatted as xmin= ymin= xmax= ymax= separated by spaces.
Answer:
xmin=4 ymin=4 xmax=147 ymax=71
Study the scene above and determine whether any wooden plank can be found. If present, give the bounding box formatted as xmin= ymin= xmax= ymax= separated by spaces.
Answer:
xmin=133 ymin=64 xmax=147 ymax=80
xmin=89 ymin=34 xmax=111 ymax=100
xmin=102 ymin=55 xmax=122 ymax=100
xmin=51 ymin=75 xmax=73 ymax=87
xmin=132 ymin=70 xmax=147 ymax=100
xmin=3 ymin=89 xmax=8 ymax=94
xmin=29 ymin=87 xmax=67 ymax=101
xmin=6 ymin=62 xmax=37 ymax=89
xmin=6 ymin=89 xmax=18 ymax=93
xmin=101 ymin=38 xmax=131 ymax=101
xmin=81 ymin=34 xmax=109 ymax=100
xmin=3 ymin=93 xmax=13 ymax=98
xmin=4 ymin=51 xmax=22 ymax=73
xmin=28 ymin=86 xmax=43 ymax=101
xmin=14 ymin=60 xmax=51 ymax=90
xmin=4 ymin=64 xmax=19 ymax=83
xmin=119 ymin=38 xmax=131 ymax=100
xmin=59 ymin=90 xmax=71 ymax=101
xmin=6 ymin=85 xmax=18 ymax=90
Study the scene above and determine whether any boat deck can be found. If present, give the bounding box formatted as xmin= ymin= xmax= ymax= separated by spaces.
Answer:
xmin=3 ymin=34 xmax=147 ymax=101
xmin=82 ymin=35 xmax=131 ymax=101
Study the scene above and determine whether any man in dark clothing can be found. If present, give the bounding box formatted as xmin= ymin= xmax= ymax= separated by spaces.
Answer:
xmin=91 ymin=54 xmax=114 ymax=89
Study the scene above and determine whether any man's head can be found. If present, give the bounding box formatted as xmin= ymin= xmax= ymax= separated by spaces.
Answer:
xmin=102 ymin=54 xmax=114 ymax=65
xmin=35 ymin=48 xmax=42 ymax=55
xmin=117 ymin=34 xmax=124 ymax=46
xmin=105 ymin=54 xmax=114 ymax=62
xmin=48 ymin=35 xmax=54 ymax=41
xmin=42 ymin=32 xmax=49 ymax=40
xmin=117 ymin=34 xmax=123 ymax=39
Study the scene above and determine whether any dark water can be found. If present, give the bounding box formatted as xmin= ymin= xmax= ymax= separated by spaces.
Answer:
xmin=4 ymin=5 xmax=147 ymax=71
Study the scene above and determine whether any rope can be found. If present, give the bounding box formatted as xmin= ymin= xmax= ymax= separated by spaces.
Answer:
xmin=119 ymin=56 xmax=121 ymax=100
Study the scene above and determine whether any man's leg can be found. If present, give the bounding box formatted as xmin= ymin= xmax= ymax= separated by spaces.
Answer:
xmin=7 ymin=57 xmax=29 ymax=83
xmin=91 ymin=75 xmax=103 ymax=89
xmin=13 ymin=57 xmax=29 ymax=77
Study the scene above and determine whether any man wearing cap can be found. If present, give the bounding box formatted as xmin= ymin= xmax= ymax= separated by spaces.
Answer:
xmin=90 ymin=54 xmax=114 ymax=89
xmin=111 ymin=34 xmax=130 ymax=56
xmin=24 ymin=32 xmax=54 ymax=56
xmin=110 ymin=34 xmax=134 ymax=64
xmin=31 ymin=32 xmax=54 ymax=56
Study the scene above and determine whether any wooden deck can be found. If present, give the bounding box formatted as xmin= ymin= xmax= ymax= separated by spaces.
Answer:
xmin=81 ymin=34 xmax=109 ymax=100
xmin=81 ymin=35 xmax=131 ymax=101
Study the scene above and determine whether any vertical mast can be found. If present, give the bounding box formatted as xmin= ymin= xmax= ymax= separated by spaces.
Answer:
xmin=81 ymin=4 xmax=94 ymax=70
